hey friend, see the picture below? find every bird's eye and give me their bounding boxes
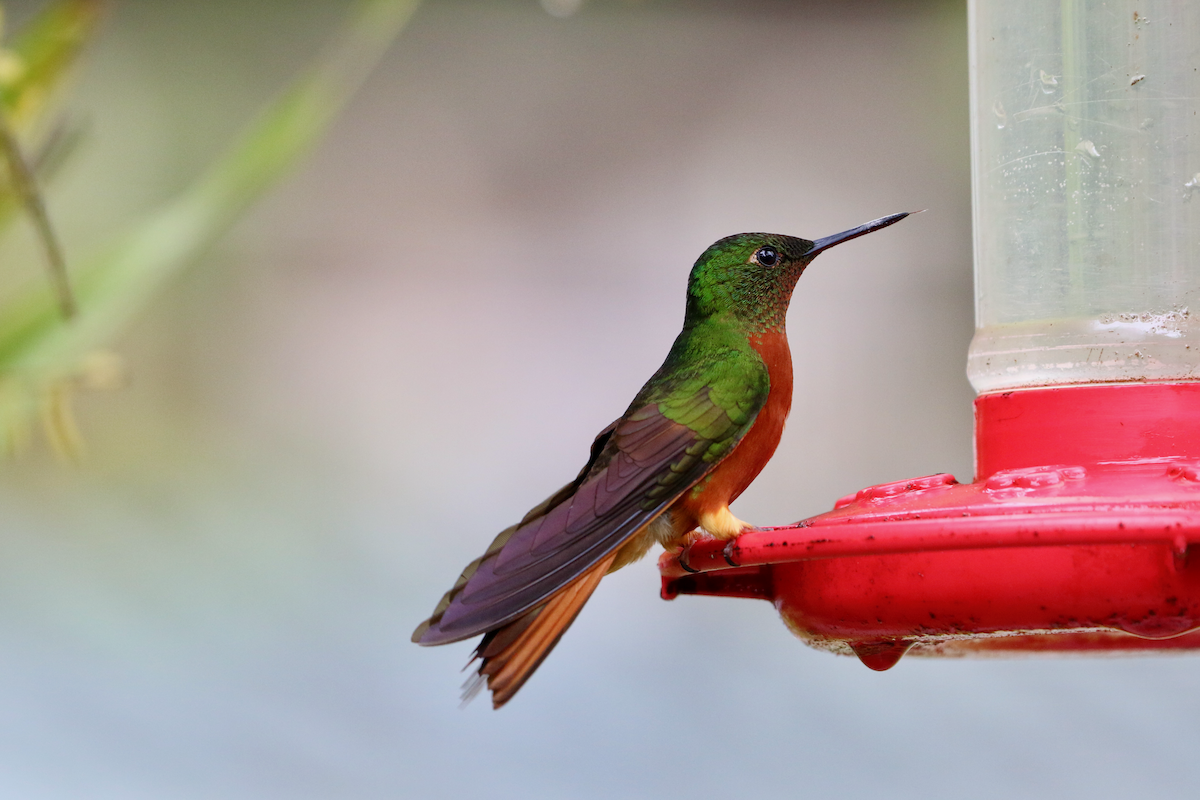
[754,247,779,267]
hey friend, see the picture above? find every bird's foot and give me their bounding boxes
[696,506,757,541]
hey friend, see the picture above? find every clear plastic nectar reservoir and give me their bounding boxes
[968,0,1200,393]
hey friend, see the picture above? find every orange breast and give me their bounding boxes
[675,331,793,525]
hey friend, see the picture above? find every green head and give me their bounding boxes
[686,212,912,333]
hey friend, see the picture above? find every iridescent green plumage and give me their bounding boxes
[636,233,821,459]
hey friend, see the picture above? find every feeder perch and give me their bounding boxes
[659,0,1200,670]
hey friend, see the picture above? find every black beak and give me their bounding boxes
[807,211,914,257]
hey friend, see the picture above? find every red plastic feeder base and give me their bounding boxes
[659,382,1200,670]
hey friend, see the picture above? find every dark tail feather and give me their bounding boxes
[462,551,617,709]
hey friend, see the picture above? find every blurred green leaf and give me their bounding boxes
[0,0,101,298]
[0,0,422,454]
[0,0,101,135]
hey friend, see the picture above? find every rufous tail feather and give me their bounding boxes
[462,551,617,709]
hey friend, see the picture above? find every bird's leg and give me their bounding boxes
[697,505,757,540]
[671,506,757,572]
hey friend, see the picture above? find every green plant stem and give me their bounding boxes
[0,105,75,319]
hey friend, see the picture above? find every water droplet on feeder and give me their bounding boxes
[850,639,912,671]
[1113,615,1196,639]
[993,98,1007,129]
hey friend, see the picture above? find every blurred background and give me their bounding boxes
[0,0,1195,797]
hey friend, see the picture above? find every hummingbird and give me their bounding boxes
[413,212,913,708]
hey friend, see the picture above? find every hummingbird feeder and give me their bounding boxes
[660,0,1200,670]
